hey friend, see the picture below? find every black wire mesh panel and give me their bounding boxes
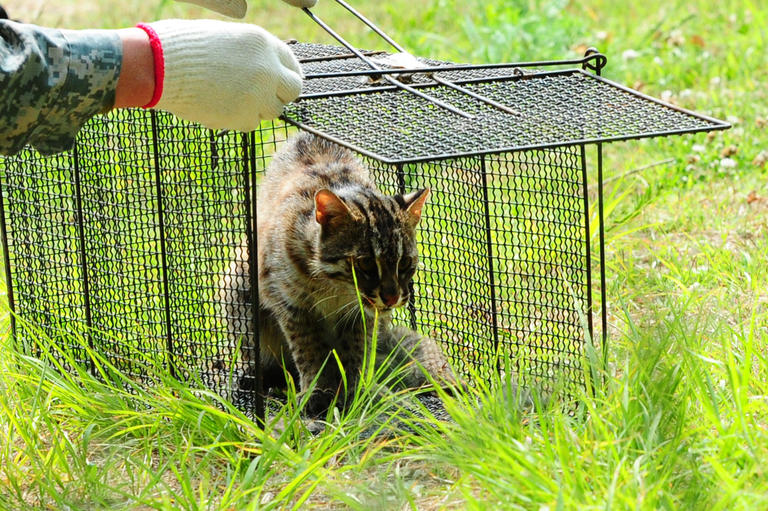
[286,69,729,163]
[368,147,589,391]
[0,148,90,370]
[0,110,290,414]
[285,42,728,164]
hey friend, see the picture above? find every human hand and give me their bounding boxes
[174,0,317,19]
[136,19,302,132]
[280,0,318,7]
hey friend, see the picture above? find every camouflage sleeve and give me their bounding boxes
[0,20,122,156]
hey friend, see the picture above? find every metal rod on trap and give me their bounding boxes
[334,0,408,52]
[303,55,609,79]
[332,0,520,116]
[301,7,474,119]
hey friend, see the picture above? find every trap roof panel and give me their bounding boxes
[283,43,729,164]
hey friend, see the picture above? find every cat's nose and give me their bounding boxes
[381,293,399,307]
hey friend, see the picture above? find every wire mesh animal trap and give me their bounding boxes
[0,8,728,417]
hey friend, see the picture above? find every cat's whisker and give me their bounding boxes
[307,287,361,320]
[332,298,360,319]
[302,287,358,323]
[323,298,360,326]
[308,292,342,312]
[300,285,344,312]
[334,300,365,331]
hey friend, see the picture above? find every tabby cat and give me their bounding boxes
[219,133,456,416]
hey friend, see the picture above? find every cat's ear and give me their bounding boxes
[315,189,352,228]
[401,188,430,227]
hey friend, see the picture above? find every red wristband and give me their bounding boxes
[136,23,164,109]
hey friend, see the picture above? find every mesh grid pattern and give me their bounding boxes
[1,151,90,369]
[286,69,726,163]
[368,147,587,388]
[1,111,291,414]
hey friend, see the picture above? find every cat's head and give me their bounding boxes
[313,187,429,311]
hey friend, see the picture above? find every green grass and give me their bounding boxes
[2,0,768,508]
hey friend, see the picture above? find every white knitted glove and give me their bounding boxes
[175,0,247,18]
[137,20,302,132]
[173,0,317,19]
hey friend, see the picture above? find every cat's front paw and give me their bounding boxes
[303,388,339,418]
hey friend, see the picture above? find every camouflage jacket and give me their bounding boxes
[0,20,122,156]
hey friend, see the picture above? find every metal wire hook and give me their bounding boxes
[301,7,474,119]
[329,0,520,116]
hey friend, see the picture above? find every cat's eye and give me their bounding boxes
[398,257,417,277]
[355,256,378,278]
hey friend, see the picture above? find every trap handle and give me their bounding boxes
[301,7,475,119]
[328,0,521,116]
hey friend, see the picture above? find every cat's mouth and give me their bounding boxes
[362,295,404,312]
[362,296,390,311]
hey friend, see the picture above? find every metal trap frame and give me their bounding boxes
[0,4,728,417]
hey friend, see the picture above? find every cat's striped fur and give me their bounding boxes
[220,133,456,416]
